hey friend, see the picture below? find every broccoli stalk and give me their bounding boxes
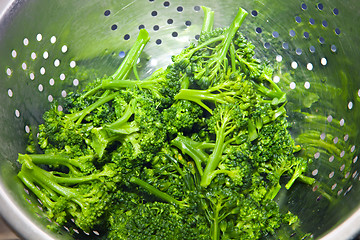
[175,81,241,114]
[82,29,150,98]
[175,79,255,114]
[18,154,115,184]
[255,81,286,106]
[200,105,237,188]
[201,6,215,34]
[18,153,96,175]
[66,91,119,126]
[260,156,315,201]
[261,161,291,201]
[171,135,210,176]
[111,29,150,81]
[255,104,287,127]
[61,29,149,128]
[129,177,188,207]
[202,188,245,240]
[173,8,248,86]
[207,197,227,240]
[85,68,170,99]
[247,119,259,141]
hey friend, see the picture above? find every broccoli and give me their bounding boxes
[174,79,256,114]
[107,201,210,240]
[17,154,119,232]
[16,6,318,240]
[171,8,248,88]
[37,29,150,156]
[162,100,205,136]
[200,104,243,188]
[82,66,183,108]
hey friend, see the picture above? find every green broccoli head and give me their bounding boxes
[162,100,204,136]
[107,202,210,240]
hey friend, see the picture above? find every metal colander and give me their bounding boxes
[0,0,360,239]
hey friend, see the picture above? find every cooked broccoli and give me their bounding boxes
[107,201,210,240]
[171,7,248,89]
[17,154,119,232]
[16,6,317,240]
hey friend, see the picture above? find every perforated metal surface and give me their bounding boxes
[0,0,360,239]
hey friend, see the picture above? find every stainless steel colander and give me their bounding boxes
[1,0,360,239]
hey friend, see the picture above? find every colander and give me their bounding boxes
[0,0,360,239]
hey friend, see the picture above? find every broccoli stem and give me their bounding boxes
[201,128,227,187]
[83,69,166,99]
[285,161,314,190]
[265,183,282,200]
[186,35,225,58]
[216,8,248,62]
[100,78,159,92]
[175,88,229,114]
[196,142,216,150]
[130,177,187,207]
[285,173,303,190]
[229,43,237,73]
[247,119,259,141]
[212,204,221,240]
[19,153,100,185]
[17,169,56,208]
[201,111,235,188]
[298,175,316,186]
[272,104,287,120]
[111,29,150,80]
[19,153,72,166]
[82,29,150,98]
[201,6,215,34]
[254,82,286,105]
[17,154,115,222]
[206,169,235,185]
[21,162,78,199]
[105,99,137,133]
[200,8,248,83]
[175,9,247,74]
[175,82,238,114]
[67,92,119,125]
[18,153,94,175]
[171,135,208,176]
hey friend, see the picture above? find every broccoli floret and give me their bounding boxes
[252,116,315,200]
[107,202,210,240]
[162,100,204,136]
[172,8,248,88]
[86,97,139,158]
[37,105,89,155]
